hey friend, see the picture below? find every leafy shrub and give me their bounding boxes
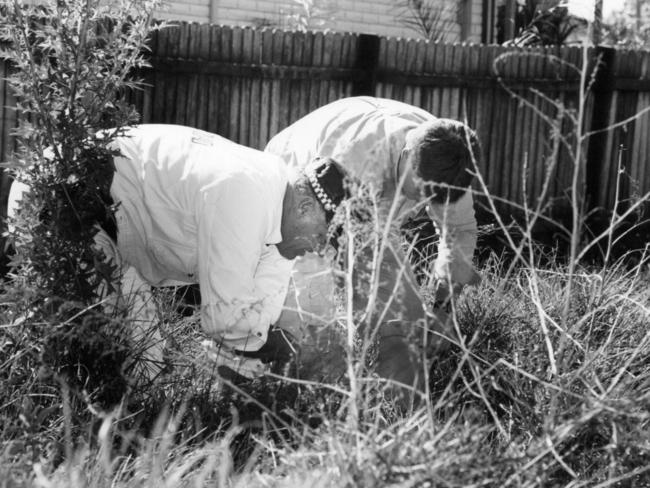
[0,0,160,433]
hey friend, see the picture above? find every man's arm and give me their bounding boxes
[198,181,291,352]
[426,189,481,303]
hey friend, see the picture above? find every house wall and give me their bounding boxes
[156,0,484,43]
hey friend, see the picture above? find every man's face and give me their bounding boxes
[400,149,451,206]
[278,197,329,260]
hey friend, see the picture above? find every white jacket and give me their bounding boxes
[265,97,478,288]
[110,124,293,351]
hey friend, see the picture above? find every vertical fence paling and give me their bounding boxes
[1,23,650,229]
[0,59,16,224]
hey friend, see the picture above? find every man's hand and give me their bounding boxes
[237,327,299,375]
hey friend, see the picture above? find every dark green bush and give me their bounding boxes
[1,0,160,430]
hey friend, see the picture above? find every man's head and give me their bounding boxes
[277,157,350,260]
[400,119,480,204]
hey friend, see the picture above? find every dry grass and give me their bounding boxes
[2,241,650,487]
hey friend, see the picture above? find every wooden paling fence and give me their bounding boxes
[2,23,650,229]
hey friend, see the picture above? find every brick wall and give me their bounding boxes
[157,0,211,21]
[156,0,484,43]
[17,0,485,42]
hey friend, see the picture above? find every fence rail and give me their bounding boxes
[2,23,650,230]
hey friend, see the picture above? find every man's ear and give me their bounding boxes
[400,146,411,164]
[298,195,316,217]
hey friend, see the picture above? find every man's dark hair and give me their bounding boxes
[408,119,481,204]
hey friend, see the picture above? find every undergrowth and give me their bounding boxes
[2,249,650,487]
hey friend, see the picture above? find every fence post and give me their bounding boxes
[351,34,380,96]
[585,46,615,211]
[0,58,17,274]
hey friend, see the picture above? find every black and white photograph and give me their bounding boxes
[0,0,649,486]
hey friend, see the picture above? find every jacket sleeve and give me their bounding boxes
[197,179,292,352]
[426,190,480,292]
